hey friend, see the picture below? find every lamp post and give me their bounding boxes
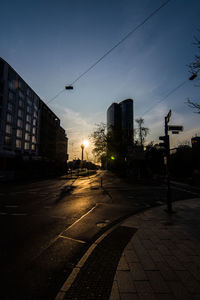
[81,143,84,161]
[80,140,89,161]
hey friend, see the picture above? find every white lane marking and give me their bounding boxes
[59,235,86,244]
[5,205,19,208]
[0,212,7,215]
[65,204,97,231]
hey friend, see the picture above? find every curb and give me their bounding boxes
[54,220,123,300]
[54,204,164,300]
[54,197,200,300]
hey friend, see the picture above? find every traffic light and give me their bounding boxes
[159,135,169,149]
[65,85,73,90]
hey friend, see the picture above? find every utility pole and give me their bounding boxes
[159,110,171,213]
[159,110,183,214]
[165,111,172,214]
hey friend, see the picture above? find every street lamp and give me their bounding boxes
[81,144,84,161]
[81,140,89,161]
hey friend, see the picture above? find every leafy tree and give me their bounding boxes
[90,123,107,162]
[187,34,200,112]
[135,118,149,146]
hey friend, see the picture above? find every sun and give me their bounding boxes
[83,140,89,147]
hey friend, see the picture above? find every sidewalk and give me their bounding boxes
[110,198,200,300]
[56,198,200,300]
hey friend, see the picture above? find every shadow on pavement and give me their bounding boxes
[64,225,137,299]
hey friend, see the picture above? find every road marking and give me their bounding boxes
[5,205,19,208]
[173,186,200,196]
[59,235,86,244]
[65,204,97,231]
[0,212,7,215]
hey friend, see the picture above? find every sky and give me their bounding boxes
[1,0,200,160]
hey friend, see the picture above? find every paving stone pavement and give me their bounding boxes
[110,198,200,300]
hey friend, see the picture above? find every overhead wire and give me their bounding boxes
[47,0,171,104]
[140,79,188,118]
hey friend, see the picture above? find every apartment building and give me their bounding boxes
[0,57,39,158]
[0,57,68,178]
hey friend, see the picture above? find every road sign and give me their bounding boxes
[165,110,172,124]
[159,135,169,149]
[167,125,183,131]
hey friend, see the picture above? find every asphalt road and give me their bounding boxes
[0,171,198,300]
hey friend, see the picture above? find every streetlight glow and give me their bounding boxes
[83,140,89,148]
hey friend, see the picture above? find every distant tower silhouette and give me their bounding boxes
[107,98,134,144]
[107,99,134,169]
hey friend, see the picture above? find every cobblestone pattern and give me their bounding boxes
[64,226,137,299]
[110,199,200,300]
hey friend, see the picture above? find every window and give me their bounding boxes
[34,103,38,111]
[16,129,22,138]
[7,102,13,112]
[8,80,15,91]
[33,118,37,126]
[27,106,32,113]
[32,144,36,151]
[25,123,31,132]
[33,110,37,118]
[9,91,15,101]
[6,113,12,123]
[26,114,31,122]
[16,139,21,148]
[27,89,32,97]
[4,136,12,145]
[5,124,12,134]
[19,80,24,90]
[19,99,24,108]
[32,136,36,143]
[17,119,23,128]
[24,142,30,150]
[18,109,23,118]
[19,90,25,100]
[34,95,39,106]
[32,127,36,135]
[27,97,32,106]
[25,133,30,141]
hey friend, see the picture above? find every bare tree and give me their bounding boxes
[135,118,149,146]
[187,34,200,112]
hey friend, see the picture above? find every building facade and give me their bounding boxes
[38,100,68,163]
[106,98,134,171]
[0,57,39,158]
[0,57,68,179]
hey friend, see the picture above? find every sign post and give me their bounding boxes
[160,110,183,214]
[165,110,172,214]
